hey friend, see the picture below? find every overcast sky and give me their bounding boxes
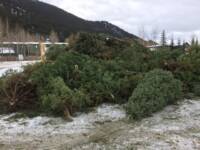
[41,0,200,43]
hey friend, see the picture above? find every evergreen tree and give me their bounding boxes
[170,36,174,48]
[177,38,181,46]
[160,30,167,46]
[195,38,199,46]
[191,36,195,46]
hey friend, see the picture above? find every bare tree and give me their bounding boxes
[0,18,3,40]
[150,27,159,42]
[170,35,174,48]
[49,30,59,43]
[0,18,3,43]
[191,35,196,46]
[195,38,199,46]
[5,18,10,41]
[177,38,181,46]
[138,25,149,45]
[0,18,3,57]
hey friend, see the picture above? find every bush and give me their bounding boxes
[31,63,58,95]
[116,74,143,103]
[46,45,67,61]
[149,48,184,71]
[126,69,182,120]
[193,83,200,97]
[40,77,92,118]
[70,32,106,57]
[32,52,144,109]
[40,77,74,116]
[70,32,130,59]
[0,70,37,112]
[0,78,6,113]
[174,47,200,93]
[116,44,150,72]
[72,89,92,112]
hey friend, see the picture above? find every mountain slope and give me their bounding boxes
[0,0,140,41]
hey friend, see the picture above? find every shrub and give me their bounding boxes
[71,32,106,57]
[52,52,88,88]
[70,32,130,59]
[72,89,92,112]
[117,74,143,102]
[40,77,73,114]
[149,48,184,71]
[0,78,6,113]
[40,77,92,118]
[46,45,67,61]
[192,83,200,97]
[116,45,150,72]
[0,71,37,112]
[174,47,200,93]
[31,63,58,94]
[44,52,144,106]
[126,69,182,120]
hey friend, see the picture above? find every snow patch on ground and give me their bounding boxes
[0,104,126,143]
[0,61,38,77]
[74,99,200,150]
[0,99,200,149]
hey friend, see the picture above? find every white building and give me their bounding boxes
[0,47,15,54]
[146,45,163,51]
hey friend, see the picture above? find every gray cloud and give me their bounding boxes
[41,0,200,42]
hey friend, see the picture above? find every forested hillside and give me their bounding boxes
[0,0,140,41]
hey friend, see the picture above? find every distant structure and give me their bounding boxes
[0,42,68,61]
[146,42,190,51]
[0,47,15,54]
[146,45,163,51]
[183,42,190,52]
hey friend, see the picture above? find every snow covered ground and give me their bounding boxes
[0,99,199,149]
[0,104,126,149]
[75,99,200,150]
[0,104,126,142]
[0,61,38,77]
